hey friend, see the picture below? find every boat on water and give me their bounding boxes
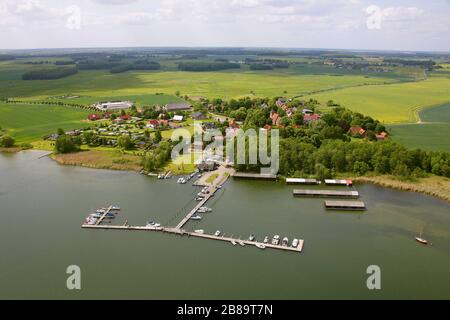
[146,220,161,228]
[256,244,266,249]
[248,234,256,241]
[263,236,269,244]
[90,213,115,219]
[415,237,428,245]
[271,235,280,245]
[85,217,97,225]
[191,215,202,221]
[282,237,289,246]
[110,206,121,211]
[177,177,187,184]
[195,197,204,201]
[292,238,299,248]
[214,230,221,236]
[194,229,205,234]
[157,174,164,179]
[200,207,212,212]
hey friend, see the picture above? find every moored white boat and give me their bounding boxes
[256,243,266,249]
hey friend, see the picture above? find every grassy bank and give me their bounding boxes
[349,175,450,202]
[50,150,142,172]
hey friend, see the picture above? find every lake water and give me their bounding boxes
[0,151,449,299]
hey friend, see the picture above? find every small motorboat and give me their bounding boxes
[110,206,121,211]
[195,197,204,201]
[214,230,221,236]
[282,237,289,246]
[292,238,299,248]
[191,215,202,221]
[248,234,256,241]
[194,229,204,234]
[415,237,428,245]
[263,236,269,244]
[256,244,266,249]
[272,235,280,245]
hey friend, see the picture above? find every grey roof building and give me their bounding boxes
[165,102,192,112]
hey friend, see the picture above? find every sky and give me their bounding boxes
[0,0,449,51]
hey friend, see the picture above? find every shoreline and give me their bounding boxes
[350,175,450,203]
[2,148,449,202]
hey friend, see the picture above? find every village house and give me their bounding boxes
[376,131,388,141]
[165,102,192,112]
[192,111,207,120]
[172,115,184,121]
[303,114,321,123]
[147,120,159,129]
[349,125,366,137]
[270,111,281,126]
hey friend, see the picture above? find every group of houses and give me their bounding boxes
[267,98,321,127]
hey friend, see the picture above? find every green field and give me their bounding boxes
[388,123,450,151]
[420,102,450,123]
[0,103,91,143]
[307,75,450,123]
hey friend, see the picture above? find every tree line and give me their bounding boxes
[22,66,78,80]
[177,61,240,72]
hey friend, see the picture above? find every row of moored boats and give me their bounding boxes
[84,206,121,225]
[192,230,301,249]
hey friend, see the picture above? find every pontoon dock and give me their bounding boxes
[324,200,366,210]
[233,172,278,180]
[293,189,359,198]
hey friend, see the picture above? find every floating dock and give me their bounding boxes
[81,224,304,253]
[324,200,366,210]
[286,178,320,185]
[293,189,359,198]
[324,179,353,186]
[233,172,278,180]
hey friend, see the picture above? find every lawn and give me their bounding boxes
[388,123,450,151]
[0,103,91,143]
[306,75,450,123]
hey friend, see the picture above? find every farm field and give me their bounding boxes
[420,102,450,123]
[388,123,450,151]
[0,103,91,144]
[0,66,402,102]
[306,75,450,123]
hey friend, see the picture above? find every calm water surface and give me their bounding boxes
[0,151,449,299]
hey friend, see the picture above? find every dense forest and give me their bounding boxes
[22,66,78,80]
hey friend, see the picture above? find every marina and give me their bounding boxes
[324,200,366,210]
[293,189,359,198]
[81,167,304,254]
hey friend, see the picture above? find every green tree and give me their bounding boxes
[117,135,134,150]
[0,135,15,147]
[55,135,79,154]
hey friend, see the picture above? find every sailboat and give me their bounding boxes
[415,226,428,245]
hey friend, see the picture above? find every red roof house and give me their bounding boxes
[376,131,388,140]
[349,125,366,136]
[303,114,321,123]
[88,114,101,121]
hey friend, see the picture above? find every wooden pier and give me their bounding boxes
[95,206,114,225]
[175,185,217,229]
[293,189,359,198]
[81,224,304,253]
